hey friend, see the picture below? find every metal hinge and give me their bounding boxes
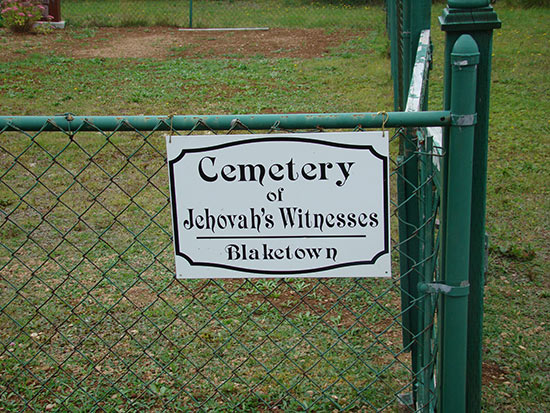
[418,281,470,297]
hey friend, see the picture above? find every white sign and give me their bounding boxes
[166,132,390,278]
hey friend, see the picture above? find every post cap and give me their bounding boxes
[451,34,481,66]
[440,5,501,32]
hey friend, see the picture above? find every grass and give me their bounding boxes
[473,9,549,408]
[1,2,549,412]
[0,36,390,115]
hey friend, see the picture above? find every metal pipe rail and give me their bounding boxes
[0,111,451,132]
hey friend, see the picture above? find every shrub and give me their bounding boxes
[0,0,52,32]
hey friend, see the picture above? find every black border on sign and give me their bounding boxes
[168,135,389,275]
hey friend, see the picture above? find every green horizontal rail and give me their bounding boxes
[0,111,451,132]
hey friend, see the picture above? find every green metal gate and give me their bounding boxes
[0,1,499,411]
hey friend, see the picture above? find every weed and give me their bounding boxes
[492,242,537,262]
[168,44,196,54]
[69,27,96,39]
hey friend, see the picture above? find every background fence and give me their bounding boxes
[61,0,374,28]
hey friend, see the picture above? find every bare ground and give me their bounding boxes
[1,26,364,61]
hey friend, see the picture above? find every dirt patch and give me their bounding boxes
[482,361,508,385]
[1,27,363,61]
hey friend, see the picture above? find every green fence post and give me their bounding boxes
[406,0,431,106]
[438,34,479,412]
[440,2,500,410]
[394,2,432,407]
[408,4,432,408]
[398,0,432,108]
[386,0,401,111]
[189,0,193,28]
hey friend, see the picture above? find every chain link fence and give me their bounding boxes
[0,115,439,411]
[61,0,377,28]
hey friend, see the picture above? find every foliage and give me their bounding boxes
[500,0,550,7]
[0,0,51,32]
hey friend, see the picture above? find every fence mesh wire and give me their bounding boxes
[0,118,439,411]
[61,0,374,28]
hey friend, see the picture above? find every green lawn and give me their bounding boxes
[0,2,549,411]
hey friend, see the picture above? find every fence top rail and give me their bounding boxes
[0,111,451,133]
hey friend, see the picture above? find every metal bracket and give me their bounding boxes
[451,113,477,126]
[451,54,480,67]
[418,281,470,297]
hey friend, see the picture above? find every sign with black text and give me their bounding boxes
[166,132,390,278]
